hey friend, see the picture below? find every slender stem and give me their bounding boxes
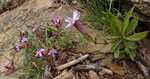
[109,0,112,11]
[41,68,54,79]
[2,54,28,71]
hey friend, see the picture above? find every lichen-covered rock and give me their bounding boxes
[0,0,112,78]
[122,0,150,27]
[0,0,72,78]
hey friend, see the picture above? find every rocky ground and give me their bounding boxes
[0,0,150,79]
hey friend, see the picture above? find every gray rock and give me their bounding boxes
[0,0,72,78]
[122,0,150,27]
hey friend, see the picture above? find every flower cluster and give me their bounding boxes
[4,9,92,76]
[35,48,57,58]
[32,27,45,39]
[49,16,63,29]
[16,37,28,52]
[35,49,45,57]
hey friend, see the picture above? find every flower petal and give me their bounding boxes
[16,42,20,52]
[65,17,71,22]
[35,51,39,56]
[73,10,80,21]
[56,18,60,23]
[39,53,42,57]
[32,27,37,32]
[21,37,28,43]
[65,23,72,29]
[48,50,52,55]
[52,53,55,58]
[1,62,8,71]
[40,49,45,52]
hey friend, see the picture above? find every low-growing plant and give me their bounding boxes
[104,6,149,60]
[0,10,93,78]
[79,0,122,30]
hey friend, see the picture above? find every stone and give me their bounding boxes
[0,0,114,79]
[109,63,125,75]
[122,0,150,27]
[35,0,53,10]
[88,70,99,79]
[54,69,75,79]
[70,27,113,53]
[0,0,73,78]
[91,53,105,61]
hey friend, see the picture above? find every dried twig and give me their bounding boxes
[135,61,149,79]
[56,54,89,70]
[136,48,150,79]
[73,64,100,71]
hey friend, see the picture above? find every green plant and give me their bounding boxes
[104,6,149,60]
[0,1,8,9]
[1,9,93,78]
[79,0,122,30]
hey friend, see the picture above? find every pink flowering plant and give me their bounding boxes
[0,10,94,78]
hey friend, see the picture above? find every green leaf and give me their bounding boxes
[47,26,58,32]
[123,6,135,34]
[123,41,135,49]
[103,36,119,40]
[125,17,138,35]
[82,34,94,43]
[114,47,120,58]
[131,49,136,57]
[129,50,136,61]
[28,30,33,36]
[125,48,136,60]
[125,47,130,53]
[76,34,80,39]
[126,31,149,41]
[110,40,122,52]
[107,11,122,36]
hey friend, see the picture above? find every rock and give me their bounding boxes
[109,63,126,75]
[0,0,28,14]
[91,53,105,61]
[54,69,75,79]
[122,0,150,27]
[71,27,113,53]
[88,70,99,79]
[35,0,53,10]
[0,0,114,79]
[99,68,113,75]
[0,0,73,78]
[101,54,114,66]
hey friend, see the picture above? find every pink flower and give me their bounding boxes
[48,49,57,58]
[21,37,28,43]
[32,27,37,32]
[49,17,60,25]
[1,62,8,72]
[65,10,92,40]
[35,49,45,57]
[49,16,63,29]
[16,42,20,52]
[4,62,19,75]
[65,10,80,28]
